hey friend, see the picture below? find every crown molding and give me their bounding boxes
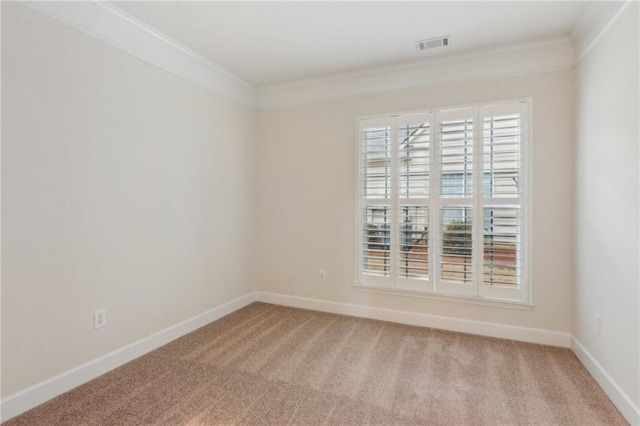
[20,1,578,111]
[20,1,259,108]
[571,0,632,63]
[257,37,575,110]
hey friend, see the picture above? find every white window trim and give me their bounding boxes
[353,98,534,307]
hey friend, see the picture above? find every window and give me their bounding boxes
[357,100,530,303]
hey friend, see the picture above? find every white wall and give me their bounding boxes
[573,0,640,416]
[4,0,638,422]
[1,3,257,397]
[257,70,574,333]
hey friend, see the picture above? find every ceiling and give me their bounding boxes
[113,1,590,88]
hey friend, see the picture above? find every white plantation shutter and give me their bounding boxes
[359,118,393,286]
[396,115,432,291]
[479,103,527,300]
[358,114,433,290]
[357,101,529,303]
[434,109,476,296]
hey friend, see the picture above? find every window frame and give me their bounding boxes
[354,98,533,307]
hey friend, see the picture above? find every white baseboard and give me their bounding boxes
[570,336,640,425]
[0,292,256,422]
[254,291,571,347]
[11,291,636,424]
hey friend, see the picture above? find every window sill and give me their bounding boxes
[353,283,534,310]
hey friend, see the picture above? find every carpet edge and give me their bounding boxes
[570,336,640,425]
[0,292,256,423]
[254,291,571,347]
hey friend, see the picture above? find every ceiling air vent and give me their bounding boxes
[416,36,450,52]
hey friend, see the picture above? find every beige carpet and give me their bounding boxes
[5,302,627,425]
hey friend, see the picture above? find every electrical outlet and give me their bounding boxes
[319,270,326,282]
[594,313,601,335]
[94,309,106,329]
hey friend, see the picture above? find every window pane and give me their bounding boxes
[440,118,473,198]
[442,172,473,197]
[483,114,521,198]
[363,206,391,277]
[399,123,429,198]
[362,126,391,199]
[399,206,429,279]
[483,207,521,287]
[440,207,473,283]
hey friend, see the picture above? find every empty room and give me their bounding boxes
[1,1,638,425]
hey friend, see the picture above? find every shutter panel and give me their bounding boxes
[434,110,476,296]
[359,118,393,287]
[479,103,527,300]
[396,114,432,289]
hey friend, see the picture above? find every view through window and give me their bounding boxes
[357,101,529,302]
